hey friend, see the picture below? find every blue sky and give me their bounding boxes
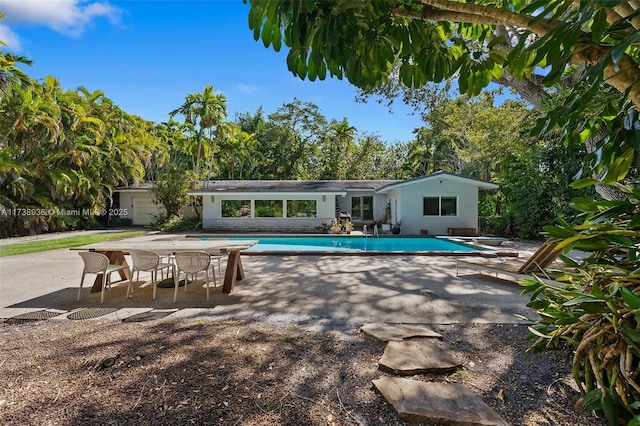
[1,0,424,144]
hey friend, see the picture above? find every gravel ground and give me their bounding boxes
[0,318,607,425]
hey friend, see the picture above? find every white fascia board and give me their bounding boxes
[188,191,348,197]
[114,188,153,193]
[377,175,498,191]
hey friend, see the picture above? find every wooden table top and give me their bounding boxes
[70,239,258,253]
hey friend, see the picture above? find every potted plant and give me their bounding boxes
[381,202,391,231]
[391,221,402,234]
[344,220,353,234]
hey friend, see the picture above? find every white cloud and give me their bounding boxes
[0,0,122,37]
[237,83,260,94]
[0,23,21,50]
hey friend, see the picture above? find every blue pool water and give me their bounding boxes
[220,236,486,253]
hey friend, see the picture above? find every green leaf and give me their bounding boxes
[555,316,580,325]
[603,148,635,183]
[621,287,640,309]
[610,32,640,69]
[563,295,603,306]
[559,254,580,267]
[602,234,633,246]
[590,204,631,224]
[528,299,551,310]
[590,282,607,299]
[527,326,552,339]
[590,7,608,41]
[543,225,574,238]
[571,197,599,211]
[573,240,610,251]
[582,388,604,409]
[570,178,597,189]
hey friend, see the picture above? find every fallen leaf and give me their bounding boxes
[497,389,505,402]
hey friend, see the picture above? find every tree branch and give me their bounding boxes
[416,1,640,110]
[615,1,640,30]
[572,46,640,110]
[420,0,554,35]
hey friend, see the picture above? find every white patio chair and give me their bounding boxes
[77,252,131,304]
[208,249,225,283]
[174,251,215,302]
[127,249,175,301]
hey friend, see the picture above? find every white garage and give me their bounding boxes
[116,186,165,226]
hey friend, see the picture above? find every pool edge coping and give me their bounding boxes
[180,234,518,257]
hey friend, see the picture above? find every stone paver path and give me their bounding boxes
[373,377,510,426]
[361,322,443,341]
[379,340,461,375]
[364,323,510,425]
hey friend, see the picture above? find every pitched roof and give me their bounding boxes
[190,180,398,193]
[376,171,498,192]
[115,172,498,193]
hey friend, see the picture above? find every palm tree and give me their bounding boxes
[328,119,356,179]
[0,18,32,94]
[170,85,228,181]
[219,124,259,179]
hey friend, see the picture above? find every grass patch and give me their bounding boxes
[0,231,147,257]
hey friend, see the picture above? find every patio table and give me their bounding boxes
[70,239,258,294]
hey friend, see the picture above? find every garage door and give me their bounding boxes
[132,198,162,225]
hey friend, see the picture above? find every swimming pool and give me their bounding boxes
[211,236,493,255]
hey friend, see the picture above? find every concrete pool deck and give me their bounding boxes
[0,232,547,330]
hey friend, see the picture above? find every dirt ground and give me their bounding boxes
[0,318,607,425]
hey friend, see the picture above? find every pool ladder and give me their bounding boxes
[363,225,380,238]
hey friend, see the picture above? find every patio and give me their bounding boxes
[0,233,539,328]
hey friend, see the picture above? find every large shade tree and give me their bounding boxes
[247,0,640,186]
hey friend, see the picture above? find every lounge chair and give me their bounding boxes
[456,239,566,284]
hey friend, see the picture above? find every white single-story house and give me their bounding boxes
[115,171,498,236]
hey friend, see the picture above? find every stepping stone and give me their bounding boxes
[373,377,509,426]
[361,323,443,341]
[379,340,461,375]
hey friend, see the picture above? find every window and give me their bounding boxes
[440,197,457,216]
[287,200,317,218]
[423,196,457,216]
[423,197,439,215]
[255,200,283,217]
[222,200,252,218]
[351,196,373,221]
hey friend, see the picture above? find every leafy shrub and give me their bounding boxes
[478,215,510,237]
[499,143,594,239]
[521,189,640,425]
[109,217,133,227]
[150,214,201,231]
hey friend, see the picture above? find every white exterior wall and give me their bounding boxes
[118,190,197,225]
[201,192,337,232]
[396,178,479,235]
[117,190,165,225]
